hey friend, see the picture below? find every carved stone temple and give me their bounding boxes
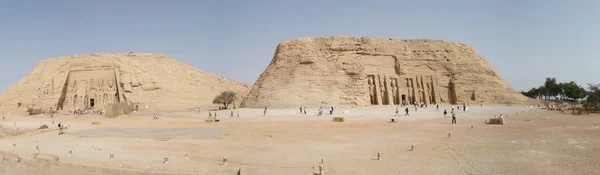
[0,53,251,112]
[241,36,527,108]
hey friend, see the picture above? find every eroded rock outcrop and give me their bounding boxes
[241,36,526,108]
[0,53,251,111]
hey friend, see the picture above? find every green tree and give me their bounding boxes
[212,91,237,109]
[544,78,560,100]
[584,84,600,113]
[559,81,586,113]
[522,87,540,98]
[536,86,547,99]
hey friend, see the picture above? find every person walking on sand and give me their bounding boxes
[303,107,307,114]
[436,104,439,111]
[443,109,448,118]
[58,122,63,135]
[405,107,410,116]
[395,107,399,116]
[451,114,456,124]
[263,107,267,116]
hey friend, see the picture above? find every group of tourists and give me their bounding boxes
[295,106,335,116]
[396,103,460,124]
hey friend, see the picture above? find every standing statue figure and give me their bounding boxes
[368,77,375,104]
[391,80,398,105]
[379,79,386,104]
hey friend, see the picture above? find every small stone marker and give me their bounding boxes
[223,157,228,166]
[332,117,344,122]
[377,152,381,160]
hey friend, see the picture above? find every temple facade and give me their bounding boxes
[54,63,125,111]
[367,74,453,105]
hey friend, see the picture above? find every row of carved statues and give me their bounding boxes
[367,75,437,105]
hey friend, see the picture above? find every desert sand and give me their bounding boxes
[1,104,599,175]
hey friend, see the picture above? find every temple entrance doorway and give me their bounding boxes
[90,99,95,107]
[401,95,406,102]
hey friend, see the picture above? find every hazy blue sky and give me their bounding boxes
[1,0,598,92]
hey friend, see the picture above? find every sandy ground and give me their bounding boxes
[1,104,599,175]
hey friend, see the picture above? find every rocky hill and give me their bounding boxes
[241,36,527,108]
[0,53,251,111]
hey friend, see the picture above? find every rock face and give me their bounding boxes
[0,53,251,111]
[241,36,527,108]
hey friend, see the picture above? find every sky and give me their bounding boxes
[0,0,598,92]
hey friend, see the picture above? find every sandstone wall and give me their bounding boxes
[0,53,251,111]
[241,36,527,108]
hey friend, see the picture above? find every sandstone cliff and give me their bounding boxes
[241,36,527,108]
[0,53,251,111]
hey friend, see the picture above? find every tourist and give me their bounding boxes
[451,114,456,124]
[395,107,399,116]
[436,104,439,111]
[209,112,212,118]
[153,113,158,120]
[58,122,63,135]
[264,107,267,116]
[304,107,307,114]
[443,109,447,118]
[231,111,234,118]
[330,107,334,115]
[299,107,303,114]
[405,107,409,116]
[499,114,504,119]
[318,107,323,116]
[463,105,466,112]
